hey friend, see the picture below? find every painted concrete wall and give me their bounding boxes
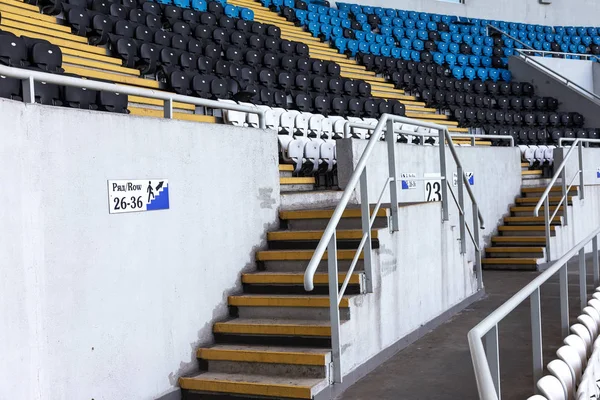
[339,201,477,376]
[534,58,594,92]
[336,140,523,248]
[509,56,600,129]
[345,0,597,27]
[0,99,280,400]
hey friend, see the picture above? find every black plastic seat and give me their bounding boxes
[63,84,97,109]
[0,74,21,100]
[207,1,224,18]
[138,43,158,74]
[66,7,90,37]
[295,92,312,112]
[0,35,27,67]
[98,91,127,113]
[113,37,137,68]
[168,70,190,95]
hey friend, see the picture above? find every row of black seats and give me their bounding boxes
[451,107,584,128]
[0,30,128,112]
[482,126,599,146]
[420,90,560,113]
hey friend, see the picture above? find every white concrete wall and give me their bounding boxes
[534,57,594,92]
[0,99,280,400]
[340,201,477,375]
[345,0,598,27]
[336,140,523,248]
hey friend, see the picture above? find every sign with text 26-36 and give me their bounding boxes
[108,179,169,214]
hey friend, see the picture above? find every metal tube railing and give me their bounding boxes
[303,114,485,384]
[468,226,600,400]
[518,49,600,62]
[0,64,268,128]
[533,139,597,261]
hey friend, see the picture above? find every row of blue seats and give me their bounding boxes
[147,0,254,19]
[450,66,511,82]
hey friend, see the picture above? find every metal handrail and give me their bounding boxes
[559,137,600,146]
[533,139,588,261]
[468,226,600,400]
[303,113,485,384]
[0,64,268,128]
[518,49,600,62]
[487,24,536,51]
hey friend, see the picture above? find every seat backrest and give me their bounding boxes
[571,323,593,353]
[577,314,598,341]
[547,359,574,400]
[537,375,566,400]
[563,334,588,368]
[557,345,583,385]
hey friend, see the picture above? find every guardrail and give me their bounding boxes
[0,64,268,128]
[303,114,485,383]
[468,226,600,400]
[518,49,600,62]
[532,139,600,261]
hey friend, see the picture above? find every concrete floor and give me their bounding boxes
[337,257,598,400]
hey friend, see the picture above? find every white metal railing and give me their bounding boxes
[532,139,599,261]
[302,114,485,383]
[0,64,267,128]
[468,226,600,400]
[518,49,600,62]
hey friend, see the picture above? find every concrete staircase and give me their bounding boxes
[483,183,576,271]
[227,0,473,135]
[179,201,386,399]
[3,0,215,121]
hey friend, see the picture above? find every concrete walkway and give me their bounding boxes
[337,257,598,400]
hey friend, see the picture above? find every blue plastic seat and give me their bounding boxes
[471,45,482,56]
[398,10,408,20]
[427,21,437,31]
[449,43,459,54]
[358,41,369,53]
[356,13,367,24]
[542,42,551,51]
[317,5,328,14]
[594,37,600,46]
[457,54,468,66]
[477,68,488,81]
[577,27,587,36]
[452,66,464,79]
[240,7,254,21]
[499,22,508,31]
[391,47,401,58]
[437,42,448,53]
[509,30,518,39]
[362,5,373,14]
[385,36,395,45]
[410,50,420,62]
[464,67,476,81]
[308,12,318,22]
[365,32,375,43]
[295,9,307,24]
[501,69,512,82]
[571,36,582,45]
[380,16,391,27]
[568,44,577,53]
[404,19,415,29]
[482,46,493,57]
[433,52,444,65]
[308,3,318,13]
[566,26,576,36]
[413,39,424,51]
[562,35,571,44]
[417,29,428,41]
[191,0,206,11]
[155,0,171,5]
[380,45,391,57]
[406,28,417,40]
[308,22,320,37]
[441,15,452,24]
[380,26,392,37]
[319,24,332,40]
[583,36,592,46]
[328,8,337,16]
[223,4,238,17]
[459,25,470,34]
[392,17,403,27]
[544,26,553,34]
[533,41,542,50]
[589,28,598,37]
[560,43,569,52]
[334,37,347,52]
[431,14,441,23]
[419,12,429,21]
[385,8,395,17]
[355,31,366,41]
[451,33,462,43]
[504,48,514,56]
[555,26,565,35]
[440,32,451,43]
[331,26,343,38]
[518,31,527,40]
[401,48,411,60]
[373,7,384,17]
[370,43,381,55]
[318,15,331,24]
[400,38,411,49]
[488,68,500,82]
[469,55,481,67]
[408,11,418,20]
[578,44,587,54]
[545,33,554,42]
[347,40,358,56]
[330,16,341,27]
[474,36,484,46]
[463,34,473,45]
[449,24,459,34]
[481,56,492,67]
[536,32,545,41]
[338,10,349,19]
[445,53,457,67]
[535,25,544,33]
[392,28,404,40]
[416,20,426,30]
[374,34,384,44]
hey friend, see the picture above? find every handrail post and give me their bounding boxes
[531,288,543,389]
[386,119,399,232]
[164,99,173,119]
[561,166,568,226]
[593,236,599,286]
[327,233,342,384]
[559,263,570,337]
[485,325,501,399]
[544,197,551,262]
[579,248,587,310]
[360,169,374,293]
[457,166,466,254]
[439,129,449,221]
[578,141,585,200]
[22,76,35,104]
[473,203,483,290]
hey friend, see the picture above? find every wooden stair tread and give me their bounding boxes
[482,258,539,264]
[228,294,351,308]
[241,271,362,285]
[256,249,363,261]
[197,344,329,366]
[280,208,386,219]
[280,177,315,185]
[267,229,377,240]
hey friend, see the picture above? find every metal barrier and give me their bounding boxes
[532,139,600,261]
[0,64,268,128]
[303,114,485,383]
[468,226,600,400]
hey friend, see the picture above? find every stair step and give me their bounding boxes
[499,225,556,236]
[485,247,545,258]
[128,107,217,123]
[482,257,540,271]
[268,229,377,241]
[280,208,386,220]
[510,205,564,213]
[516,196,574,205]
[522,170,543,178]
[503,216,562,225]
[0,9,71,33]
[228,294,350,308]
[256,249,362,261]
[0,1,58,23]
[521,186,577,195]
[242,272,362,285]
[197,345,329,366]
[214,318,333,337]
[179,372,325,399]
[491,236,547,246]
[0,0,39,12]
[280,177,315,185]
